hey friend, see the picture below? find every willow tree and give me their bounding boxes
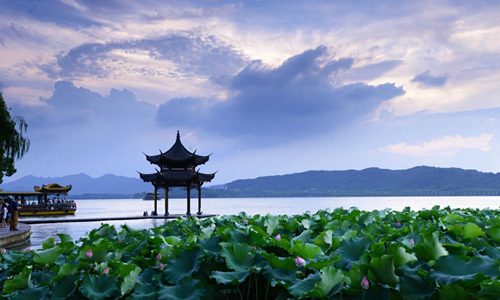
[0,93,30,184]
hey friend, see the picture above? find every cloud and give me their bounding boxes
[342,60,403,82]
[411,70,449,88]
[380,134,494,156]
[156,46,405,144]
[13,81,156,131]
[41,31,248,80]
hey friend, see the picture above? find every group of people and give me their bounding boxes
[0,197,19,231]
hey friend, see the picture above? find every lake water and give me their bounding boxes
[19,196,500,250]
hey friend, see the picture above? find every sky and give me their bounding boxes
[1,0,500,185]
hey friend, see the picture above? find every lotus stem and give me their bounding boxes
[255,273,258,300]
[247,273,251,299]
[237,286,243,300]
[265,270,272,300]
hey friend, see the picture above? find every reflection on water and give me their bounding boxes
[18,196,500,250]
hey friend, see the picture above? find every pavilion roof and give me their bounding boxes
[34,183,72,194]
[145,131,210,167]
[139,169,215,187]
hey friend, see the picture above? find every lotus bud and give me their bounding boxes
[85,249,93,258]
[103,267,109,275]
[159,263,164,270]
[157,253,162,260]
[253,246,257,250]
[275,234,281,241]
[1,248,6,254]
[25,246,31,251]
[118,238,123,243]
[361,276,369,290]
[295,256,306,268]
[168,244,173,247]
[244,219,248,225]
[396,222,401,227]
[410,238,415,245]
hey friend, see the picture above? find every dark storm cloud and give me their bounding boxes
[42,32,248,80]
[411,70,449,88]
[156,46,405,144]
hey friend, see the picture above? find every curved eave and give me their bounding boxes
[146,154,209,167]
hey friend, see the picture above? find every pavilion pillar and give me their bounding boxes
[186,185,191,216]
[197,185,202,215]
[164,187,169,216]
[153,185,158,216]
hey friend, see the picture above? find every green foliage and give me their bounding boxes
[0,93,29,184]
[2,207,500,298]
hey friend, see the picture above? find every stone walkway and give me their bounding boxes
[0,223,31,248]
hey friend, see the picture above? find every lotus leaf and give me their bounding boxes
[288,271,322,298]
[386,244,417,267]
[157,277,214,300]
[307,266,345,298]
[262,252,297,271]
[264,214,279,236]
[368,254,399,285]
[163,248,203,284]
[336,237,371,269]
[34,246,63,266]
[210,270,251,285]
[79,275,119,300]
[220,242,254,272]
[3,265,31,294]
[413,231,448,262]
[11,286,50,300]
[50,275,79,299]
[430,255,500,285]
[399,264,436,299]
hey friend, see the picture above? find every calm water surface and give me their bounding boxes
[20,196,500,249]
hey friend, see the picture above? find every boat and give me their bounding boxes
[0,183,77,216]
[143,192,162,201]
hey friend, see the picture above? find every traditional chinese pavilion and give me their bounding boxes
[34,183,72,201]
[139,131,215,216]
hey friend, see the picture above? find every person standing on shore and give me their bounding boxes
[1,203,6,228]
[9,198,19,231]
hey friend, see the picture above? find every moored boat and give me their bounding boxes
[143,192,162,201]
[0,183,77,216]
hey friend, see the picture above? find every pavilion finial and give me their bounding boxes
[176,130,180,141]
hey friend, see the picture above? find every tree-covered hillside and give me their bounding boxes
[221,166,500,197]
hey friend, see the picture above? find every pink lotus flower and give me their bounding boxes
[167,244,173,247]
[244,220,248,225]
[410,238,415,245]
[1,248,6,254]
[25,246,31,251]
[275,234,281,241]
[118,238,123,243]
[361,276,369,290]
[103,267,109,275]
[253,246,257,250]
[295,256,306,268]
[159,263,164,270]
[156,253,162,260]
[396,222,401,227]
[85,249,93,258]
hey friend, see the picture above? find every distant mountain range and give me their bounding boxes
[1,166,500,198]
[0,173,152,197]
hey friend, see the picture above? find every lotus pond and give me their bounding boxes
[2,206,500,299]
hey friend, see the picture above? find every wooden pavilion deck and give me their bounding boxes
[21,213,218,224]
